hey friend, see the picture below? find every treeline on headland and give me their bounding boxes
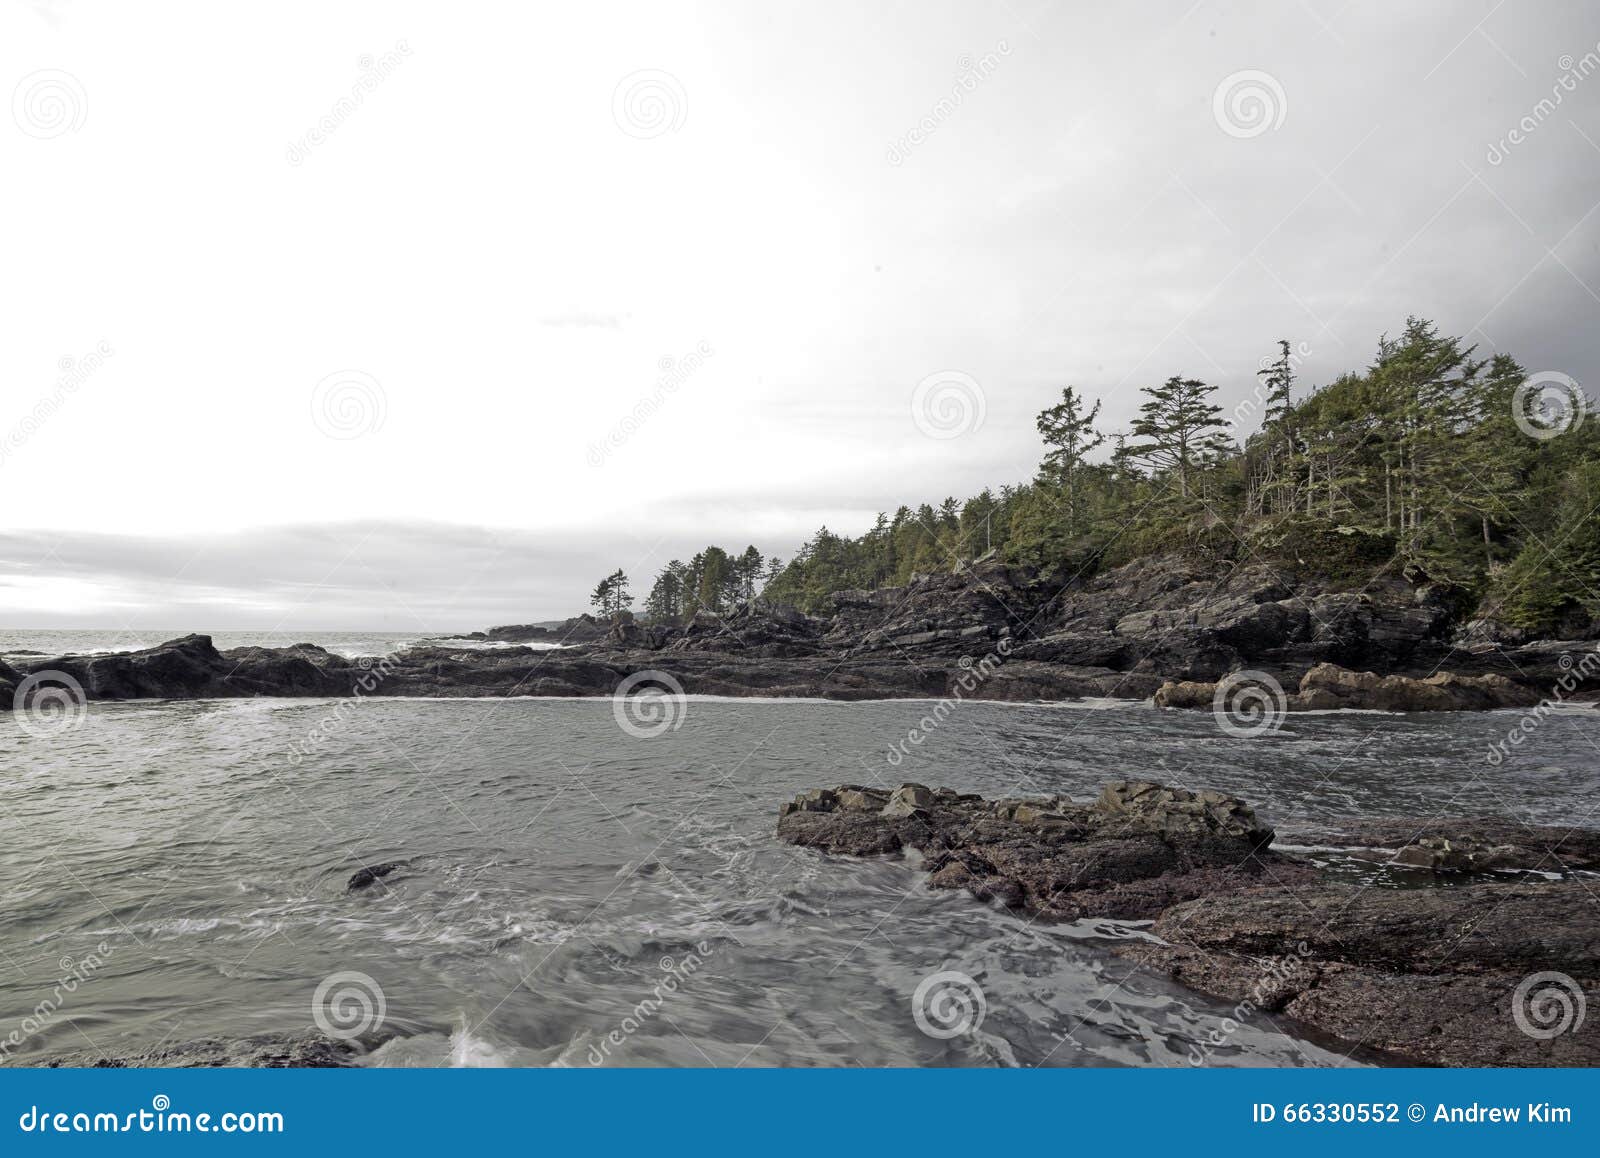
[607,318,1600,635]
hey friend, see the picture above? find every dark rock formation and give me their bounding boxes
[6,551,1596,710]
[776,779,1600,1066]
[1277,816,1600,873]
[41,1032,380,1068]
[1130,883,1599,1066]
[485,615,612,644]
[1154,662,1542,713]
[778,779,1304,921]
[346,861,404,891]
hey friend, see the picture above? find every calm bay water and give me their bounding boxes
[0,628,559,661]
[2,695,1597,1068]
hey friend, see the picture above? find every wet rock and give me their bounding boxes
[1122,882,1600,1066]
[1155,662,1541,715]
[777,779,1292,920]
[777,780,1599,1066]
[40,1032,383,1068]
[1278,816,1600,873]
[880,784,932,818]
[836,786,889,812]
[346,862,404,891]
[1294,663,1539,711]
[1391,835,1520,872]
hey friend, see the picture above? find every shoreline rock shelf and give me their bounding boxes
[775,779,1600,1067]
[7,551,1600,711]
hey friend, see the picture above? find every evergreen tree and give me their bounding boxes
[1035,385,1105,525]
[1120,375,1230,498]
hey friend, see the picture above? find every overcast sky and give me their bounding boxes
[3,0,1599,631]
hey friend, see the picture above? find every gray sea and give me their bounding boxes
[2,640,1597,1067]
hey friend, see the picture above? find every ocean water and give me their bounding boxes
[0,629,563,660]
[2,695,1597,1068]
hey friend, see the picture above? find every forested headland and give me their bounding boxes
[601,319,1597,637]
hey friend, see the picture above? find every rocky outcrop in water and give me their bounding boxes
[41,1032,381,1068]
[775,779,1599,1066]
[7,551,1597,710]
[1154,662,1542,713]
[483,614,613,644]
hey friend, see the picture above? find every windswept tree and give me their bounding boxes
[589,568,632,617]
[642,560,688,623]
[1035,385,1105,525]
[1120,375,1230,498]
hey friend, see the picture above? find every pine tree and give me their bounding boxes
[1120,375,1230,498]
[589,573,615,616]
[1035,385,1105,525]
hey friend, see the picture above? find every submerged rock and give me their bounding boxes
[346,861,404,891]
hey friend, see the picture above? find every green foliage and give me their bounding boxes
[600,319,1597,632]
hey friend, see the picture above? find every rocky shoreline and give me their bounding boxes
[4,554,1597,712]
[776,779,1600,1066]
